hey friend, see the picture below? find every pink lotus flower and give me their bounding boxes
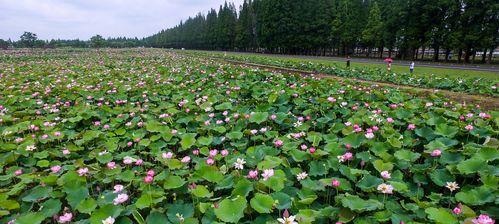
[54,131,61,137]
[453,207,461,215]
[344,152,353,160]
[247,170,258,179]
[365,132,375,139]
[377,183,394,194]
[209,149,218,157]
[144,175,154,184]
[270,114,277,120]
[146,170,155,177]
[274,140,283,147]
[479,113,491,119]
[51,165,62,173]
[327,97,336,102]
[221,149,229,157]
[206,158,215,165]
[431,149,442,157]
[300,144,308,150]
[381,171,391,179]
[465,124,474,131]
[387,117,394,123]
[127,142,133,147]
[113,193,129,205]
[77,167,89,176]
[181,156,191,163]
[162,152,173,159]
[123,157,133,165]
[14,169,23,176]
[193,149,200,155]
[261,169,274,181]
[471,214,495,224]
[113,184,124,193]
[135,159,143,166]
[332,179,340,187]
[107,162,116,169]
[309,147,316,154]
[62,149,70,155]
[407,124,416,130]
[58,212,73,223]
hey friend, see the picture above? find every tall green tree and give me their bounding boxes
[362,1,384,57]
[0,39,9,50]
[19,31,38,48]
[90,35,105,48]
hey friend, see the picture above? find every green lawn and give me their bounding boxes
[191,50,499,80]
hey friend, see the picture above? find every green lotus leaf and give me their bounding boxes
[425,207,457,224]
[191,185,213,198]
[434,124,458,138]
[340,195,383,212]
[89,204,123,224]
[214,196,247,223]
[163,175,186,189]
[457,158,486,174]
[76,198,98,214]
[146,211,168,224]
[249,112,268,124]
[40,199,62,218]
[15,212,46,224]
[250,193,274,213]
[394,150,420,162]
[180,133,197,149]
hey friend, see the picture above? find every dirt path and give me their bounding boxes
[217,58,499,111]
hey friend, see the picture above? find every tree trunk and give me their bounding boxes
[487,48,493,64]
[379,46,384,58]
[458,49,463,63]
[481,48,487,63]
[388,48,392,58]
[421,46,425,60]
[464,48,471,63]
[471,50,476,64]
[444,49,450,62]
[433,46,439,62]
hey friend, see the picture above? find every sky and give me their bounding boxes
[0,0,244,41]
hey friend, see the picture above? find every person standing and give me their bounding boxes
[346,56,351,68]
[410,61,415,73]
[384,57,393,71]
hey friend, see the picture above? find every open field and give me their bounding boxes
[0,49,497,224]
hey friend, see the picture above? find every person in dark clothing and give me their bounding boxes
[346,56,351,68]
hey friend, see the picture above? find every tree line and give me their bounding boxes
[0,32,143,50]
[144,0,498,63]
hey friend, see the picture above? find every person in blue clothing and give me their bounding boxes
[410,61,415,73]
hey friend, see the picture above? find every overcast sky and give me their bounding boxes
[0,0,244,40]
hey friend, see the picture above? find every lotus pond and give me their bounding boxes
[0,49,497,224]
